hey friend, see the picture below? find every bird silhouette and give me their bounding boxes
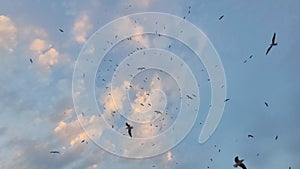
[154,110,162,114]
[29,58,33,63]
[126,122,133,137]
[248,134,254,138]
[234,156,247,169]
[264,102,269,107]
[137,67,146,70]
[266,33,277,55]
[186,95,193,99]
[219,15,224,20]
[59,29,64,32]
[50,151,60,154]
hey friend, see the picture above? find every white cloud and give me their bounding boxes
[0,15,17,52]
[72,12,93,44]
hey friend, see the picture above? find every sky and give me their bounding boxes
[0,0,300,169]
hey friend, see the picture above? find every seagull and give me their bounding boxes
[125,122,133,137]
[50,151,60,154]
[219,15,224,20]
[233,156,247,169]
[266,32,277,55]
[59,29,64,32]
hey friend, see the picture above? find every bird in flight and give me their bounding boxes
[234,156,247,169]
[219,15,224,20]
[154,110,162,115]
[50,151,60,154]
[59,28,64,32]
[266,32,277,55]
[186,95,193,99]
[125,122,133,137]
[224,98,230,102]
[264,102,269,107]
[247,134,254,138]
[29,58,33,63]
[137,67,146,70]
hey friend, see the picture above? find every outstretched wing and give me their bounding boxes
[266,45,272,55]
[128,128,132,137]
[234,156,239,163]
[126,122,130,128]
[240,163,247,169]
[272,32,276,44]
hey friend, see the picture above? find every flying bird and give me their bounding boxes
[275,135,278,140]
[50,151,60,154]
[186,95,193,99]
[248,134,254,138]
[81,139,85,143]
[219,15,224,20]
[137,67,146,70]
[59,29,64,32]
[234,156,247,169]
[266,32,277,55]
[154,110,162,114]
[224,98,230,102]
[29,58,33,63]
[264,102,269,107]
[125,122,133,137]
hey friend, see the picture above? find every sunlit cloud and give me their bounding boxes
[72,12,93,44]
[0,15,17,52]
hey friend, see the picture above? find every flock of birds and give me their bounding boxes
[44,4,286,169]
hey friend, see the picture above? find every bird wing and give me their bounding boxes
[126,123,130,128]
[272,33,276,44]
[234,156,239,163]
[128,128,132,137]
[240,163,247,169]
[266,45,272,55]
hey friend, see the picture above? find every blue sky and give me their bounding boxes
[0,0,300,169]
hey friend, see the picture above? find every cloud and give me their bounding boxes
[0,15,17,52]
[72,12,93,44]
